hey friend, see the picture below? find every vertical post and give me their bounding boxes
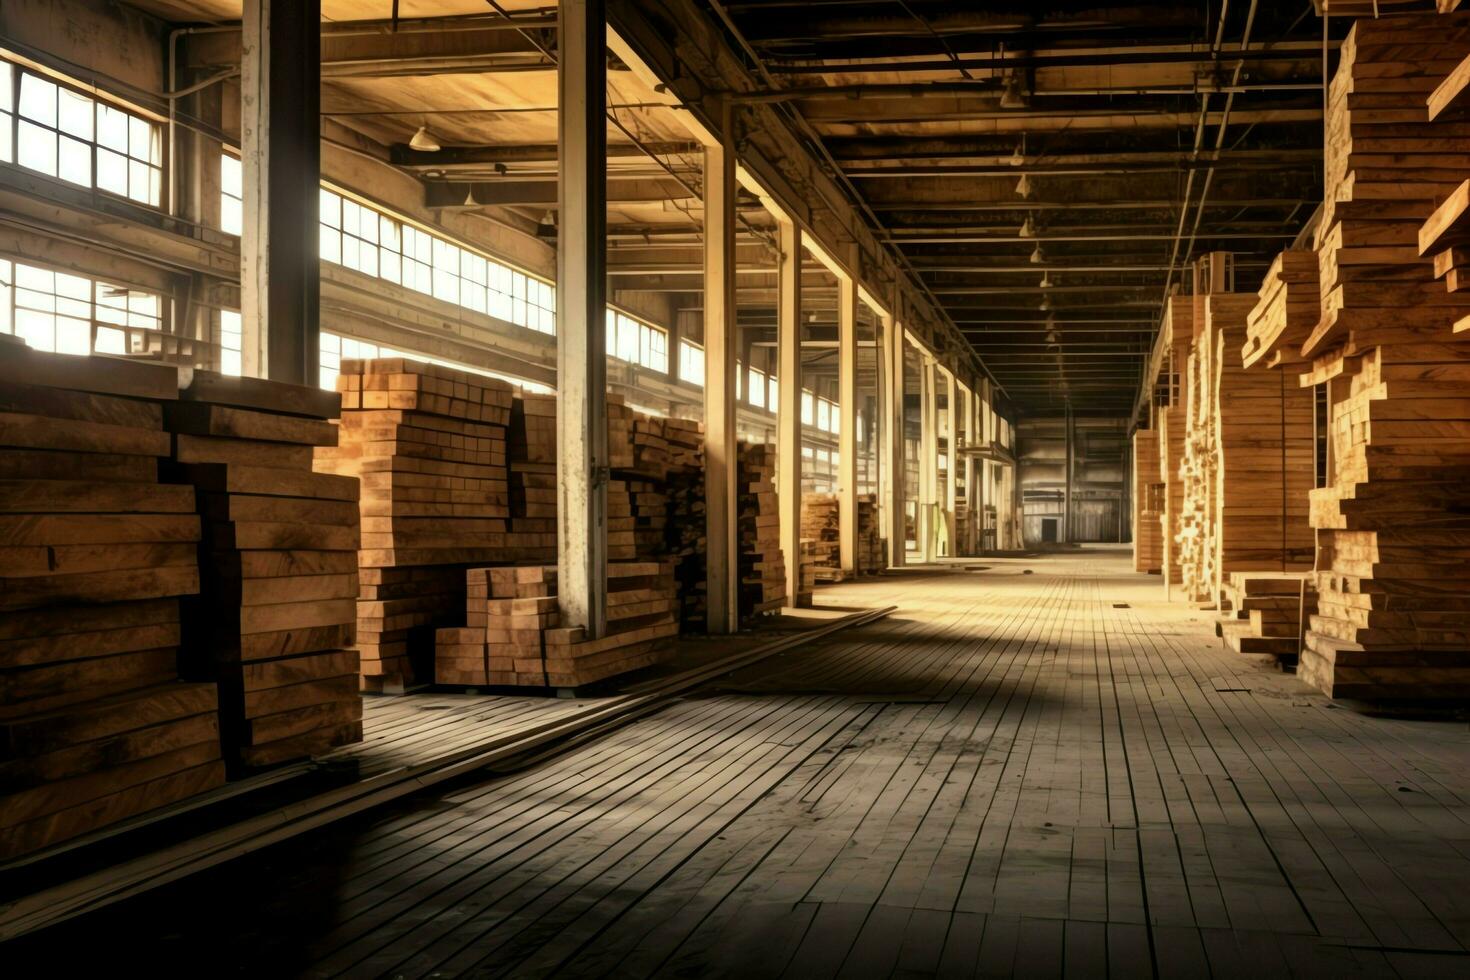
[1063,403,1074,544]
[703,107,739,634]
[943,368,957,556]
[837,268,858,576]
[920,356,938,563]
[960,383,974,556]
[776,218,803,607]
[556,0,608,638]
[882,312,905,568]
[240,0,320,385]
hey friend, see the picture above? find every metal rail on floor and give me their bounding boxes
[0,604,896,941]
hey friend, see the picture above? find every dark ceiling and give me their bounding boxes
[707,0,1337,415]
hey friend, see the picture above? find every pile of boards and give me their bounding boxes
[0,348,225,859]
[1217,572,1316,666]
[168,371,362,769]
[434,561,678,689]
[1242,250,1321,370]
[1294,11,1470,699]
[1154,295,1193,588]
[738,442,787,617]
[317,358,517,692]
[1131,427,1163,574]
[1176,284,1315,606]
[856,493,883,572]
[800,494,842,582]
[663,419,707,629]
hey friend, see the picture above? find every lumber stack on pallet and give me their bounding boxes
[0,348,224,859]
[738,441,787,617]
[800,493,842,582]
[1131,427,1163,574]
[857,493,883,572]
[166,371,363,770]
[1178,290,1316,605]
[506,391,558,566]
[1297,12,1470,699]
[663,419,707,629]
[1243,250,1321,369]
[1156,295,1194,588]
[1217,572,1316,664]
[316,358,515,691]
[434,561,678,689]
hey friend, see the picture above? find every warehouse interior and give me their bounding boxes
[3,0,1470,975]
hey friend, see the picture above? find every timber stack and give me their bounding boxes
[1131,427,1163,574]
[663,418,707,629]
[166,371,363,770]
[0,348,224,859]
[800,493,842,581]
[737,441,787,617]
[856,493,883,572]
[1154,296,1193,589]
[316,358,515,692]
[1297,11,1470,699]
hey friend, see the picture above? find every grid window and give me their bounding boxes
[801,392,814,426]
[2,61,162,206]
[219,309,242,376]
[679,339,704,387]
[747,367,766,409]
[220,153,242,235]
[0,257,161,356]
[817,399,831,432]
[318,329,551,394]
[767,376,778,411]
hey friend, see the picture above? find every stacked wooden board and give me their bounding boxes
[0,348,224,859]
[800,493,842,582]
[1131,427,1163,574]
[166,371,362,769]
[663,419,707,629]
[316,358,515,691]
[857,493,884,572]
[1176,289,1315,606]
[506,391,558,566]
[1155,295,1193,588]
[1295,12,1470,699]
[434,561,678,689]
[1242,250,1321,369]
[738,441,787,617]
[1217,572,1316,665]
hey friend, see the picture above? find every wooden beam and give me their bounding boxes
[777,217,803,607]
[882,311,905,569]
[428,177,694,209]
[837,260,858,575]
[943,367,957,555]
[703,112,740,635]
[920,355,938,563]
[556,0,609,640]
[240,0,320,385]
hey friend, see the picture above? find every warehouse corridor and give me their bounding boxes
[10,549,1470,978]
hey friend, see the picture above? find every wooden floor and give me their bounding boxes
[9,547,1470,978]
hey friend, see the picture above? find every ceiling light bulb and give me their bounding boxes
[463,186,479,208]
[1018,216,1034,238]
[1015,174,1032,198]
[1009,142,1025,167]
[409,125,441,152]
[1040,295,1052,312]
[1039,272,1053,289]
[1029,244,1044,265]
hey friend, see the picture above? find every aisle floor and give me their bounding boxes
[10,547,1470,978]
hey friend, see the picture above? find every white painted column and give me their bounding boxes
[920,356,938,563]
[702,112,739,634]
[555,0,608,638]
[943,368,957,557]
[776,219,803,607]
[882,312,905,569]
[837,267,858,576]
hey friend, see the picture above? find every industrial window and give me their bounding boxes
[678,339,704,386]
[0,257,160,355]
[767,375,778,412]
[317,330,551,394]
[220,154,242,236]
[746,367,766,409]
[0,60,162,206]
[219,309,242,376]
[606,309,668,373]
[800,392,814,425]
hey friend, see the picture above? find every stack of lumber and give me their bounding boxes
[663,419,707,629]
[0,348,224,859]
[1176,290,1315,605]
[506,391,558,566]
[316,358,515,692]
[1156,295,1194,588]
[1132,427,1163,574]
[1242,250,1321,369]
[1295,12,1470,699]
[800,493,842,582]
[1218,572,1316,664]
[796,540,817,607]
[166,371,362,769]
[857,493,883,572]
[738,441,787,617]
[434,561,678,689]
[953,499,972,558]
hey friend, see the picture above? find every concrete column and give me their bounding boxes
[837,268,858,576]
[702,111,739,634]
[240,0,320,385]
[920,356,938,563]
[555,0,608,637]
[776,219,803,607]
[881,313,905,569]
[943,368,957,556]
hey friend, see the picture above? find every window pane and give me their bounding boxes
[57,135,90,186]
[17,120,56,175]
[57,88,93,139]
[18,74,57,126]
[0,112,12,163]
[221,195,242,236]
[96,103,128,151]
[96,147,127,194]
[220,153,241,194]
[319,189,341,228]
[56,316,89,355]
[128,115,152,161]
[127,158,151,202]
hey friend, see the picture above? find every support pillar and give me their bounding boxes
[837,268,858,576]
[920,356,938,563]
[240,0,320,385]
[702,110,739,634]
[776,219,803,606]
[943,368,957,557]
[882,313,905,569]
[555,0,608,637]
